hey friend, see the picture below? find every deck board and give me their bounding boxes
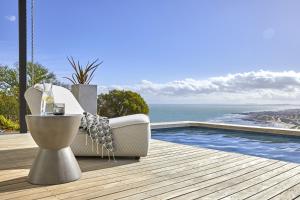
[1,134,300,200]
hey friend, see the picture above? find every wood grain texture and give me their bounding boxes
[1,133,300,200]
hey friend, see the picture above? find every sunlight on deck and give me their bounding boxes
[1,134,300,200]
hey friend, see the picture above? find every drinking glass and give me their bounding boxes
[40,82,54,115]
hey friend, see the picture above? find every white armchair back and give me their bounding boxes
[25,85,84,115]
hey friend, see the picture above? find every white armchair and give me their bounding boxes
[25,85,150,158]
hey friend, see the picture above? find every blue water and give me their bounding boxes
[152,127,300,163]
[149,104,300,127]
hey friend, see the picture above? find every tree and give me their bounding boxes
[27,62,57,86]
[0,62,60,128]
[0,62,58,92]
[97,90,149,118]
[0,65,19,96]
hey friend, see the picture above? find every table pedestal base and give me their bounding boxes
[28,147,81,185]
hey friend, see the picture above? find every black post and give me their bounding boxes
[18,0,27,133]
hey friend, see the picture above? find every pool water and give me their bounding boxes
[152,127,300,163]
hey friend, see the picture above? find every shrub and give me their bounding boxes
[0,115,19,131]
[0,92,19,121]
[97,90,149,118]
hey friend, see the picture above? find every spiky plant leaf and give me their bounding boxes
[64,57,102,84]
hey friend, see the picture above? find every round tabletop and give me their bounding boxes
[26,114,82,117]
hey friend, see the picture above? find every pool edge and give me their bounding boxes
[151,121,300,137]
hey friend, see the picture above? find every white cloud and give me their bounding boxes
[5,15,16,22]
[99,70,300,104]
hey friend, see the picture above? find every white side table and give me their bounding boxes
[26,114,82,185]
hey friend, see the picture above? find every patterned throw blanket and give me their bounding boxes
[80,112,115,160]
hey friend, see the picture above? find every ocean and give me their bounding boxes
[149,104,300,127]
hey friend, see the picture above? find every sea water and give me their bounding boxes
[149,104,300,126]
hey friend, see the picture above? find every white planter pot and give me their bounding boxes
[71,84,97,114]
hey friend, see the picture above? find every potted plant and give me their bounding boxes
[64,57,102,114]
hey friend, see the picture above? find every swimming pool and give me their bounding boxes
[152,127,300,163]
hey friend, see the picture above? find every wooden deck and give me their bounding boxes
[1,134,300,200]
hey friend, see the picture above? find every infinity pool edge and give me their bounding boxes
[151,121,300,137]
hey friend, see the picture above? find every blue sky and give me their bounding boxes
[1,0,300,103]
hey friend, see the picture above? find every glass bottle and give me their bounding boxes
[40,82,54,115]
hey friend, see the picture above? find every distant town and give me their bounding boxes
[241,109,300,129]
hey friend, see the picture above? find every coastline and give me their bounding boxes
[238,109,300,129]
